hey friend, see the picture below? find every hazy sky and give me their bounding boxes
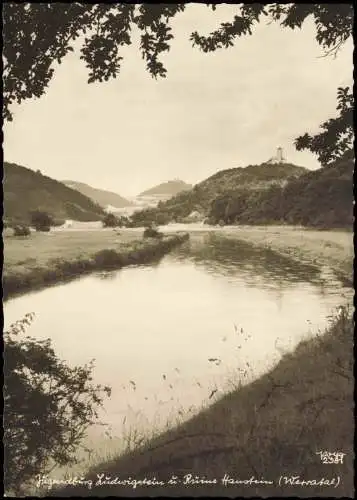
[4,4,353,197]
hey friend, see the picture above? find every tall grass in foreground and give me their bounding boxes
[50,305,354,498]
[22,320,258,497]
[7,305,353,497]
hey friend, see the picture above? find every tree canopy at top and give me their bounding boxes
[3,3,354,165]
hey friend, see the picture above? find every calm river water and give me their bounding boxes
[3,233,351,471]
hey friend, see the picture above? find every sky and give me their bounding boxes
[4,4,353,197]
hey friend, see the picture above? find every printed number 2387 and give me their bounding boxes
[316,451,346,464]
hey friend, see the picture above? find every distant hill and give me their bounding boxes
[129,158,352,229]
[63,180,133,208]
[3,162,105,224]
[165,162,306,218]
[198,162,306,193]
[131,162,306,226]
[138,180,192,198]
[208,156,353,228]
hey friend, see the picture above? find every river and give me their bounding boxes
[3,232,351,474]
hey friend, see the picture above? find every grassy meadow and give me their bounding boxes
[3,228,188,300]
[3,228,141,271]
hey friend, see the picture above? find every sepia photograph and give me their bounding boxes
[2,2,354,497]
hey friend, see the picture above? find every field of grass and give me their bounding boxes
[3,229,142,272]
[3,228,188,300]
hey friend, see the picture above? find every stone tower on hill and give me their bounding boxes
[267,146,287,164]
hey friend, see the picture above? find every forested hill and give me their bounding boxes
[199,162,306,192]
[4,162,105,224]
[62,180,133,208]
[138,180,192,197]
[131,162,306,225]
[208,156,353,228]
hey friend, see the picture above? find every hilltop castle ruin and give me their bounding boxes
[267,147,287,164]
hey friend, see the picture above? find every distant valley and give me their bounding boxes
[3,164,194,226]
[114,179,194,213]
[62,180,133,209]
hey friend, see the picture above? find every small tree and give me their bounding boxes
[13,225,31,237]
[102,212,121,228]
[118,215,131,227]
[143,225,163,239]
[30,211,54,231]
[3,314,111,495]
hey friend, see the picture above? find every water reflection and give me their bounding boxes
[3,233,351,479]
[172,233,341,291]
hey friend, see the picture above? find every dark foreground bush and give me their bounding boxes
[93,249,124,269]
[56,258,94,274]
[30,210,54,231]
[102,213,121,228]
[13,225,31,236]
[3,314,111,496]
[143,227,163,238]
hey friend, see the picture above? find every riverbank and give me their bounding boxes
[52,226,354,498]
[54,307,354,498]
[3,230,189,300]
[213,225,353,286]
[170,224,353,284]
[163,224,352,285]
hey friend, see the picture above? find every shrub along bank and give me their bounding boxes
[3,233,189,301]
